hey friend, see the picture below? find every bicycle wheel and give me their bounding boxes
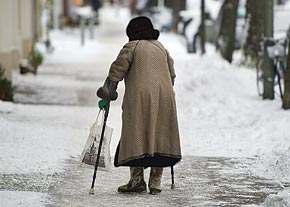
[256,58,264,96]
[275,60,285,100]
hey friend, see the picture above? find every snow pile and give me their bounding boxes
[186,0,222,19]
[0,100,97,174]
[75,5,94,18]
[250,148,290,184]
[168,47,290,158]
[264,191,290,207]
[0,100,16,114]
[243,122,290,207]
[243,191,290,207]
[244,148,290,207]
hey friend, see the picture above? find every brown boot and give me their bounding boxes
[148,167,163,195]
[118,167,146,193]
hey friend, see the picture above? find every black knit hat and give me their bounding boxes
[126,16,160,41]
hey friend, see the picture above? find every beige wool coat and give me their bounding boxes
[107,40,181,167]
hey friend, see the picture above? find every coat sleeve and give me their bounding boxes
[108,41,137,82]
[165,49,176,86]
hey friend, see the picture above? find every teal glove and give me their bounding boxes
[98,99,107,110]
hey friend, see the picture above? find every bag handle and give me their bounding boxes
[91,109,105,143]
[94,109,105,126]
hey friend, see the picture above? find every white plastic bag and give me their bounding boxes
[79,110,113,171]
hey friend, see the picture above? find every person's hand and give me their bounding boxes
[96,86,118,101]
[96,78,118,101]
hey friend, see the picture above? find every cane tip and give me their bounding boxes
[171,184,175,189]
[89,188,94,195]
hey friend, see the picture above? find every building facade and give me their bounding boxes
[0,0,42,81]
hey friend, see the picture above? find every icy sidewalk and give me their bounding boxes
[41,157,287,207]
[1,6,290,207]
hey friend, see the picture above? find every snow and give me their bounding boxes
[1,4,290,207]
[274,5,290,38]
[263,191,290,207]
[186,0,222,19]
[169,47,289,158]
[243,191,290,207]
[0,191,47,207]
[248,147,290,184]
[74,5,94,18]
[0,101,97,174]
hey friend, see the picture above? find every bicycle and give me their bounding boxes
[256,36,288,100]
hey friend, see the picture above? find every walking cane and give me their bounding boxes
[171,166,175,189]
[89,99,110,195]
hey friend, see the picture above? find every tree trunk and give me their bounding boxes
[282,39,290,109]
[217,0,239,63]
[200,0,206,55]
[262,0,274,100]
[243,0,265,61]
[129,0,137,16]
[171,0,186,32]
[277,0,284,5]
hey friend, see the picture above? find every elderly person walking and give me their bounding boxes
[97,16,181,194]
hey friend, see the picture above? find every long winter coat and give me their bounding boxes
[108,40,181,167]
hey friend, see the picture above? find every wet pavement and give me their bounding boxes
[1,156,288,206]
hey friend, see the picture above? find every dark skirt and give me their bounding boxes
[114,143,181,167]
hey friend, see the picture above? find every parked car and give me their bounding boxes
[178,0,246,53]
[178,9,207,53]
[135,4,173,32]
[150,6,173,32]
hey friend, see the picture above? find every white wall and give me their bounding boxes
[53,0,64,29]
[0,0,35,80]
[0,1,15,52]
[20,0,34,40]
